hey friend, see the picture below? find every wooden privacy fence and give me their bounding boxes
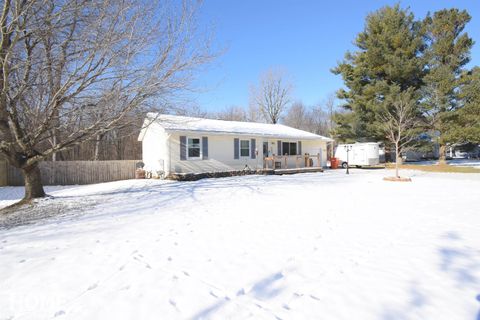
[0,160,7,186]
[2,160,141,186]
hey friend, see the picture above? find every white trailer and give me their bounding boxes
[334,142,380,168]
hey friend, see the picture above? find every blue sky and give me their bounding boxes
[193,1,480,112]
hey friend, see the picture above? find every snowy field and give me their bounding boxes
[0,169,479,320]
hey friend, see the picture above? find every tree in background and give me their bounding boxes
[447,67,480,144]
[283,99,334,137]
[0,0,215,200]
[422,9,474,163]
[250,68,293,124]
[332,5,425,143]
[377,87,421,178]
[215,105,248,121]
[246,103,263,123]
[283,101,309,130]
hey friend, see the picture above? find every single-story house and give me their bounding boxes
[138,113,334,177]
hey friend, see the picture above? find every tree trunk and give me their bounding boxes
[438,143,447,165]
[93,133,103,161]
[52,134,57,161]
[395,143,401,178]
[22,164,46,200]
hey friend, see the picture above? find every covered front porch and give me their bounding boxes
[263,153,323,170]
[260,138,334,171]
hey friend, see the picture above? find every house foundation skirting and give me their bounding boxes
[166,167,324,181]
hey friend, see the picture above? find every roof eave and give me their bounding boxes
[163,128,329,141]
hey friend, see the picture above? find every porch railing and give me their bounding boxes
[263,154,321,170]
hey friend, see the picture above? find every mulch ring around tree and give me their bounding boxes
[383,176,412,182]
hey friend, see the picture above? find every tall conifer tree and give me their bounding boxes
[332,4,425,143]
[422,9,474,162]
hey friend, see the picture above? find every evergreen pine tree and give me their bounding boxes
[332,4,425,143]
[447,67,480,143]
[422,9,474,162]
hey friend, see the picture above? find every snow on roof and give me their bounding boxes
[146,113,333,141]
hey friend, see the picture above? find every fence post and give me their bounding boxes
[0,160,6,186]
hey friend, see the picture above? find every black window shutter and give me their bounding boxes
[180,136,187,160]
[234,138,239,159]
[277,140,282,155]
[251,139,256,159]
[298,141,302,155]
[202,137,208,160]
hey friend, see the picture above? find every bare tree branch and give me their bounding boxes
[250,68,292,124]
[0,0,216,199]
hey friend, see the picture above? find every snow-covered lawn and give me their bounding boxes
[1,169,479,320]
[407,158,480,168]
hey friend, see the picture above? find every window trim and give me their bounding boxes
[239,139,250,158]
[186,137,202,160]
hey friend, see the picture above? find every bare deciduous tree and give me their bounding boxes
[324,93,337,135]
[283,100,331,136]
[246,103,262,123]
[379,88,420,178]
[0,0,215,201]
[214,105,246,121]
[251,69,292,124]
[284,101,308,129]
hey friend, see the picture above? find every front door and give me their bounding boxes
[263,142,269,157]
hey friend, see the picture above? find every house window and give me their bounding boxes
[187,138,201,159]
[240,140,250,157]
[282,142,297,155]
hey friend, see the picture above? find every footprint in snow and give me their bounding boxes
[167,256,172,261]
[309,294,320,301]
[54,310,66,317]
[183,271,190,276]
[282,304,290,310]
[19,259,26,263]
[169,299,177,307]
[209,291,218,298]
[87,283,98,291]
[236,288,245,296]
